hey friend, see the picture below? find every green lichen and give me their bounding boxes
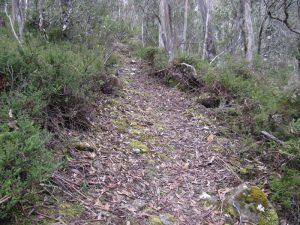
[239,168,249,176]
[59,201,84,221]
[113,117,130,129]
[149,215,164,225]
[258,209,279,225]
[129,140,149,153]
[250,186,268,208]
[225,206,238,219]
[238,186,268,208]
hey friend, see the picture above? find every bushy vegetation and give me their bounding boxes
[0,29,106,219]
[130,42,168,70]
[173,52,300,222]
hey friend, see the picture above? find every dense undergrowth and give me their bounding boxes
[132,43,300,223]
[0,29,107,220]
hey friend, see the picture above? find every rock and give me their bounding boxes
[129,140,149,153]
[130,59,137,64]
[148,214,176,225]
[74,141,95,152]
[224,183,279,225]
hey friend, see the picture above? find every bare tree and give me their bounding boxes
[242,0,255,62]
[159,0,175,60]
[198,0,216,61]
[265,0,300,71]
[181,0,189,52]
[11,0,28,39]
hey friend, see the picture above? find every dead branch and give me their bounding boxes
[261,131,285,145]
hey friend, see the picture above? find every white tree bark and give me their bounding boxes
[198,0,216,61]
[159,0,175,61]
[181,0,189,52]
[243,0,255,62]
[38,0,45,32]
[11,0,27,39]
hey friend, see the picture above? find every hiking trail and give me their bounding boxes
[48,52,240,225]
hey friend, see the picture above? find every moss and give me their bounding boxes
[258,209,279,225]
[239,168,249,175]
[59,202,84,220]
[250,186,268,208]
[211,144,224,152]
[164,76,179,88]
[113,117,130,129]
[238,186,268,208]
[225,206,238,219]
[149,215,164,225]
[131,129,142,136]
[129,140,149,153]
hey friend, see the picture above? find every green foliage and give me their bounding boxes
[271,169,300,222]
[132,45,168,70]
[0,32,105,219]
[0,118,55,219]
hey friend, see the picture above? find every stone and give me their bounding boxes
[74,141,95,152]
[129,140,149,153]
[224,183,279,225]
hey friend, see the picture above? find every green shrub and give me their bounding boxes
[0,33,105,219]
[0,118,55,219]
[133,46,168,70]
[271,169,300,223]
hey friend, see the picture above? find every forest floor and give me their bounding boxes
[31,48,243,225]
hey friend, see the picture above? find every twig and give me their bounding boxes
[0,195,11,204]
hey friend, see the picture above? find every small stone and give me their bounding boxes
[132,148,141,154]
[75,141,95,152]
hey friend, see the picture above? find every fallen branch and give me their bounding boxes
[0,195,11,204]
[261,131,285,145]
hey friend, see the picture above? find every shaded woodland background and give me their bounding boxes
[0,0,300,224]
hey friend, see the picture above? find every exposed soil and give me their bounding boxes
[32,53,242,225]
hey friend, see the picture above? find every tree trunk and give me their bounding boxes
[60,0,72,34]
[242,0,255,62]
[181,0,188,52]
[159,0,175,61]
[38,0,45,32]
[297,4,300,73]
[11,0,27,39]
[198,0,216,61]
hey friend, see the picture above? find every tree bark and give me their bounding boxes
[11,0,27,39]
[242,0,255,62]
[38,0,45,32]
[159,0,175,61]
[198,0,216,61]
[181,0,188,52]
[60,0,72,33]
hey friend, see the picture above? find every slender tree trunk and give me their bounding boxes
[38,0,45,32]
[242,0,255,62]
[181,0,188,52]
[60,0,72,34]
[297,4,300,73]
[11,0,27,39]
[159,23,165,48]
[159,0,175,61]
[199,0,216,61]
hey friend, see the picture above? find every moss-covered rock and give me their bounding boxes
[224,183,279,225]
[129,140,149,153]
[148,213,176,225]
[113,117,130,130]
[149,215,164,225]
